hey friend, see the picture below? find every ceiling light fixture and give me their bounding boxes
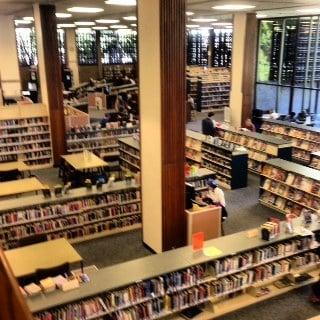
[105,0,136,6]
[56,13,72,18]
[186,11,194,16]
[96,19,120,23]
[76,28,93,32]
[123,16,137,21]
[186,24,200,28]
[110,24,128,28]
[15,20,32,25]
[130,23,137,27]
[57,23,76,28]
[23,17,34,21]
[256,14,267,18]
[297,8,320,13]
[93,26,109,30]
[211,22,232,26]
[191,18,218,22]
[212,4,256,10]
[75,21,96,26]
[67,7,104,13]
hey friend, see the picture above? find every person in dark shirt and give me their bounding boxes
[202,112,217,136]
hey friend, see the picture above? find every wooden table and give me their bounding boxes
[62,151,108,171]
[0,177,44,197]
[5,239,83,278]
[0,161,30,172]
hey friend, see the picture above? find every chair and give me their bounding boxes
[36,262,70,281]
[17,234,47,248]
[0,169,22,182]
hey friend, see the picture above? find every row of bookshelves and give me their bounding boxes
[118,136,141,173]
[0,104,53,168]
[185,130,248,189]
[219,127,292,174]
[261,119,320,164]
[0,182,141,249]
[28,218,320,320]
[259,158,320,216]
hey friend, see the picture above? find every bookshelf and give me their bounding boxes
[118,136,140,173]
[0,181,141,250]
[0,104,53,169]
[310,151,320,170]
[186,130,248,189]
[186,67,230,112]
[260,158,320,216]
[186,168,216,194]
[66,124,139,158]
[220,127,292,174]
[28,217,320,320]
[261,119,320,165]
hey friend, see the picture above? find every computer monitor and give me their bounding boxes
[185,183,195,210]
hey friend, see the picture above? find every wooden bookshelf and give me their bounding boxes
[0,181,141,250]
[185,168,216,194]
[310,151,320,170]
[118,136,140,173]
[260,158,320,216]
[261,119,320,165]
[220,126,292,174]
[0,104,53,168]
[186,130,248,189]
[28,217,320,320]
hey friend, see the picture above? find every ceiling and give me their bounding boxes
[4,0,320,25]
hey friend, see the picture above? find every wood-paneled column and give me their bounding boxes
[229,13,258,127]
[34,4,66,165]
[138,0,186,253]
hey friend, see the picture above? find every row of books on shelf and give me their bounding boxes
[202,160,231,186]
[204,138,236,152]
[0,117,49,128]
[119,142,140,156]
[310,155,320,170]
[262,164,320,196]
[185,137,201,152]
[120,151,140,167]
[3,214,142,249]
[261,122,320,143]
[33,250,319,320]
[185,149,201,163]
[0,142,51,153]
[293,148,311,163]
[262,179,320,210]
[202,151,230,168]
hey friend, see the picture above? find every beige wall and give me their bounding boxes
[138,0,163,253]
[0,15,21,98]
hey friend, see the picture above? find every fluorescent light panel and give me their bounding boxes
[15,20,32,25]
[23,17,34,21]
[56,13,72,18]
[58,23,76,28]
[105,0,136,6]
[256,14,268,18]
[75,21,96,26]
[212,22,232,26]
[96,19,120,23]
[212,4,256,10]
[123,16,137,21]
[110,24,128,28]
[67,7,104,13]
[130,23,137,27]
[186,24,199,28]
[93,26,109,30]
[191,18,218,22]
[186,11,194,16]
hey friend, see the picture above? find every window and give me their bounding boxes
[76,29,97,65]
[210,29,232,67]
[187,29,209,66]
[57,29,66,65]
[256,15,320,114]
[100,29,137,64]
[15,27,37,66]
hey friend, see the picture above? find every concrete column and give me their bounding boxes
[0,15,21,100]
[65,28,80,86]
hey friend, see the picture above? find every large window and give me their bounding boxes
[76,29,97,65]
[15,27,37,66]
[256,16,320,114]
[57,29,66,65]
[187,29,209,66]
[210,29,232,67]
[100,29,137,64]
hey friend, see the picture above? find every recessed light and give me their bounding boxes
[211,22,232,26]
[123,16,137,21]
[23,17,34,21]
[58,23,76,28]
[198,27,212,30]
[15,20,32,25]
[77,28,93,33]
[96,19,120,24]
[75,21,96,26]
[105,0,136,6]
[297,8,320,13]
[256,14,267,18]
[67,7,104,13]
[186,12,194,16]
[56,13,72,18]
[191,18,218,22]
[110,24,128,29]
[212,4,256,10]
[130,23,137,27]
[93,26,109,30]
[186,24,200,28]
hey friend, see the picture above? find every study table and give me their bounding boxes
[62,151,108,171]
[0,160,30,172]
[0,177,44,197]
[5,238,83,278]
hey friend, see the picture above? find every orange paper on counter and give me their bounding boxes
[192,232,204,251]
